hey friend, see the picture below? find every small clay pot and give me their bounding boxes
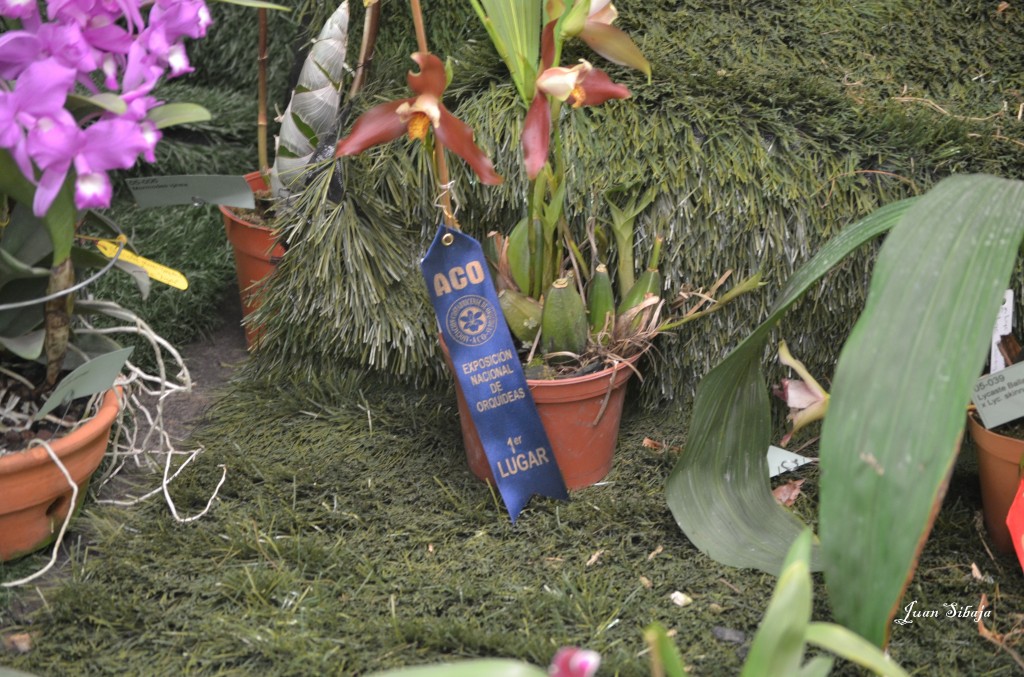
[0,388,123,561]
[220,171,285,348]
[441,338,640,490]
[967,411,1024,554]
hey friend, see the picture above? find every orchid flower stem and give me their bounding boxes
[348,1,381,99]
[409,0,429,52]
[409,0,456,229]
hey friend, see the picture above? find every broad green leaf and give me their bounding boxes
[819,174,1024,646]
[0,328,44,360]
[35,347,132,419]
[666,198,914,574]
[643,622,690,677]
[0,247,49,285]
[740,529,812,677]
[805,623,909,677]
[470,0,542,104]
[794,657,834,677]
[0,149,76,264]
[0,281,45,336]
[365,659,546,677]
[146,103,212,129]
[1,202,54,269]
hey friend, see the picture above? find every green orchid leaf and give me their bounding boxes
[65,92,127,117]
[643,622,690,677]
[146,103,212,130]
[35,346,132,419]
[819,174,1024,646]
[0,247,49,286]
[794,657,834,677]
[0,149,76,264]
[805,623,909,677]
[471,0,541,104]
[365,659,546,677]
[740,529,812,677]
[666,197,914,574]
[0,328,44,361]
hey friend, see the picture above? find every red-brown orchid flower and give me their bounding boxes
[522,45,631,178]
[334,52,502,185]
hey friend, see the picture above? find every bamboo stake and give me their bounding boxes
[257,7,269,176]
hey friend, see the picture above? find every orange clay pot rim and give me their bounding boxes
[220,204,278,235]
[528,352,643,389]
[0,387,123,473]
[219,171,278,235]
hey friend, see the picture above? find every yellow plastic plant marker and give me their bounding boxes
[95,235,189,290]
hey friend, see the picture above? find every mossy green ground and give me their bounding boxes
[3,1,1024,674]
[2,371,1022,675]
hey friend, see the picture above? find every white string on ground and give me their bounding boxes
[3,301,228,587]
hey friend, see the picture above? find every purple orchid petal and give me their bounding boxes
[15,58,76,115]
[0,0,37,20]
[0,93,21,149]
[0,32,42,79]
[79,117,150,172]
[25,111,81,171]
[38,21,98,73]
[165,43,192,76]
[74,171,112,209]
[149,0,212,42]
[32,160,72,216]
[120,41,163,99]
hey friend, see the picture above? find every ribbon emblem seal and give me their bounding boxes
[420,225,568,521]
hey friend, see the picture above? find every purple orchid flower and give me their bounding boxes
[0,0,39,21]
[549,647,601,677]
[2,0,210,215]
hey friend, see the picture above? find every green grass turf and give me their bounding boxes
[2,371,1022,675]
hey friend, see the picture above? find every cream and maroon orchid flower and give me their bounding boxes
[523,58,631,178]
[334,52,502,186]
[772,340,830,446]
[553,0,651,77]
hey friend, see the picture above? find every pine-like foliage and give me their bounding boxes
[247,0,1024,401]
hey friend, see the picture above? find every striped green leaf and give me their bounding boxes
[819,174,1024,646]
[666,198,913,574]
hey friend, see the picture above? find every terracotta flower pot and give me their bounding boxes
[219,171,285,347]
[0,388,123,562]
[443,341,640,490]
[967,411,1024,554]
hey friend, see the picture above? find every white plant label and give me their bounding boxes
[973,360,1024,429]
[126,175,255,209]
[991,289,1014,373]
[767,445,815,478]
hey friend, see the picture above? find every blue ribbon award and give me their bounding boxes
[420,225,568,521]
